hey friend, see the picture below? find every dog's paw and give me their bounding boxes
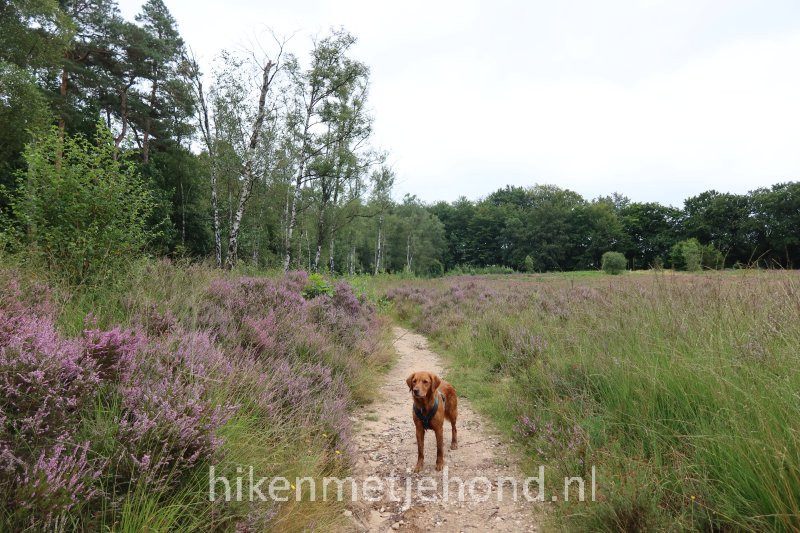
[413,464,423,473]
[435,462,444,471]
[451,442,458,450]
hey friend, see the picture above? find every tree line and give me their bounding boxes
[432,184,800,272]
[1,1,798,278]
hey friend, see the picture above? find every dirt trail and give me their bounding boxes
[347,326,539,532]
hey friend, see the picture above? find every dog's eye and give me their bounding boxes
[423,380,428,384]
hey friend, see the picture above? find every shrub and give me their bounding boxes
[700,243,724,269]
[601,251,626,274]
[0,264,387,530]
[670,239,723,271]
[523,255,535,272]
[12,123,154,283]
[302,272,334,299]
[447,264,515,276]
[429,259,444,277]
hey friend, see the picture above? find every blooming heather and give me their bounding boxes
[0,269,382,529]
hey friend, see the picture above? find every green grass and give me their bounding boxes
[375,270,800,531]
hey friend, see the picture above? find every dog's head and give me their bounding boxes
[406,371,441,399]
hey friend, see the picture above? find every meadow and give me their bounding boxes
[376,270,800,531]
[0,259,392,532]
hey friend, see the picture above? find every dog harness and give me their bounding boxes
[414,391,445,430]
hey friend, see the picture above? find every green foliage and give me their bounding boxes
[670,238,723,271]
[601,251,626,274]
[12,123,155,283]
[303,272,334,299]
[384,194,447,275]
[671,239,702,271]
[523,254,534,272]
[0,61,52,197]
[447,264,514,275]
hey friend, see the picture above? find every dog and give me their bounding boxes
[406,371,458,472]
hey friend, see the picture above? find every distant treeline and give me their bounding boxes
[428,183,800,272]
[2,2,798,278]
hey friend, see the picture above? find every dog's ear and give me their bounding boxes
[430,373,441,392]
[406,373,415,391]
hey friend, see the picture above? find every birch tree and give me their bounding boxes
[186,52,221,266]
[370,166,394,274]
[309,76,373,272]
[211,41,284,268]
[281,29,367,272]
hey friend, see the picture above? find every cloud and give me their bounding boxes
[118,0,800,205]
[381,30,800,205]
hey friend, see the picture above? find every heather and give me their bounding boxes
[0,261,389,531]
[381,271,800,530]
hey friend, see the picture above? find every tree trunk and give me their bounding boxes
[313,198,325,272]
[57,59,69,168]
[406,233,412,271]
[143,78,157,164]
[112,84,131,160]
[329,236,335,273]
[284,181,301,271]
[374,215,383,275]
[180,179,186,248]
[349,243,355,275]
[283,108,313,272]
[192,65,222,266]
[225,60,274,269]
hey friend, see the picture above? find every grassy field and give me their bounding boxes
[371,270,800,531]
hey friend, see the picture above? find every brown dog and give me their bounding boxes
[406,371,458,472]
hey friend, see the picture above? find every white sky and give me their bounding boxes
[119,0,800,206]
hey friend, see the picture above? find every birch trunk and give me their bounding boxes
[191,65,222,266]
[348,243,355,275]
[328,236,335,273]
[225,60,274,269]
[374,215,383,275]
[283,109,312,272]
[406,233,412,271]
[312,198,325,272]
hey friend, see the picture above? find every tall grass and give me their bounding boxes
[380,271,800,531]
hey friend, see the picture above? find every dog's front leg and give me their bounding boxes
[434,426,444,471]
[414,425,425,472]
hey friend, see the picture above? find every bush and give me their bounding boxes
[670,239,723,271]
[601,251,626,274]
[0,265,387,530]
[523,255,535,273]
[12,123,154,283]
[302,272,335,299]
[447,264,515,276]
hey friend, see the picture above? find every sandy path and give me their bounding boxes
[346,326,539,532]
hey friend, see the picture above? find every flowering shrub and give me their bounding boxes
[0,268,383,530]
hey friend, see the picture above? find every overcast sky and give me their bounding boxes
[119,0,800,206]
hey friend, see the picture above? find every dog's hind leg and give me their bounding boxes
[446,395,458,449]
[450,414,458,450]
